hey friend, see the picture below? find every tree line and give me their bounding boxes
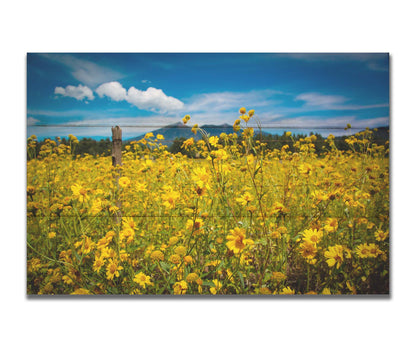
[29,127,388,159]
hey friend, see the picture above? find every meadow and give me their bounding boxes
[27,108,389,295]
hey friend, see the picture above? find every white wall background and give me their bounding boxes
[1,1,413,346]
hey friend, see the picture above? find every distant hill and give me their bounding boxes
[126,123,244,144]
[126,122,194,144]
[125,122,389,146]
[335,126,389,142]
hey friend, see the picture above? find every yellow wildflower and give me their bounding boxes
[71,183,89,203]
[302,228,323,244]
[375,229,389,241]
[186,273,199,283]
[174,245,187,256]
[173,280,188,294]
[235,191,255,207]
[70,288,91,295]
[182,115,191,124]
[323,218,338,233]
[280,286,295,295]
[134,272,153,289]
[324,245,344,269]
[210,279,222,295]
[106,259,123,280]
[226,227,253,254]
[150,250,165,262]
[118,176,131,188]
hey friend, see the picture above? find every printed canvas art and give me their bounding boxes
[27,53,390,295]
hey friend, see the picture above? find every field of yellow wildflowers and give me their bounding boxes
[27,108,389,295]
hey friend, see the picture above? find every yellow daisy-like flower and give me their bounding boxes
[271,272,287,282]
[321,288,331,295]
[235,192,255,207]
[93,255,105,273]
[122,217,136,230]
[324,245,344,269]
[280,286,295,295]
[186,273,199,283]
[90,198,102,215]
[168,236,179,245]
[182,137,194,150]
[133,272,153,289]
[182,115,191,124]
[186,218,204,234]
[302,228,323,244]
[118,176,131,188]
[367,243,383,258]
[173,280,188,294]
[106,259,123,280]
[191,166,211,190]
[355,243,371,258]
[242,127,254,138]
[71,183,89,203]
[239,114,250,123]
[239,107,246,114]
[259,287,271,295]
[299,241,317,262]
[211,148,229,161]
[169,254,181,264]
[226,227,253,254]
[162,190,180,209]
[70,288,91,295]
[233,119,241,132]
[174,245,187,256]
[210,279,222,295]
[191,124,198,134]
[208,136,219,147]
[183,255,194,264]
[150,250,164,262]
[323,218,338,233]
[374,229,389,242]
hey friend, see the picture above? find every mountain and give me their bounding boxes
[126,122,238,145]
[125,122,389,147]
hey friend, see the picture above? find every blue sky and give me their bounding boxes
[27,53,389,139]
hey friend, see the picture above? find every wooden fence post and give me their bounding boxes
[112,126,122,223]
[112,126,122,167]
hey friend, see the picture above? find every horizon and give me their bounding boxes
[27,53,390,140]
[29,122,390,142]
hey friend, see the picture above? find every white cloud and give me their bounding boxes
[295,92,347,107]
[94,82,184,113]
[295,92,389,110]
[40,54,125,87]
[96,81,127,101]
[54,84,94,101]
[185,90,283,113]
[27,117,40,126]
[126,86,184,113]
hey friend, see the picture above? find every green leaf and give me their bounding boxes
[238,271,245,289]
[159,261,171,273]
